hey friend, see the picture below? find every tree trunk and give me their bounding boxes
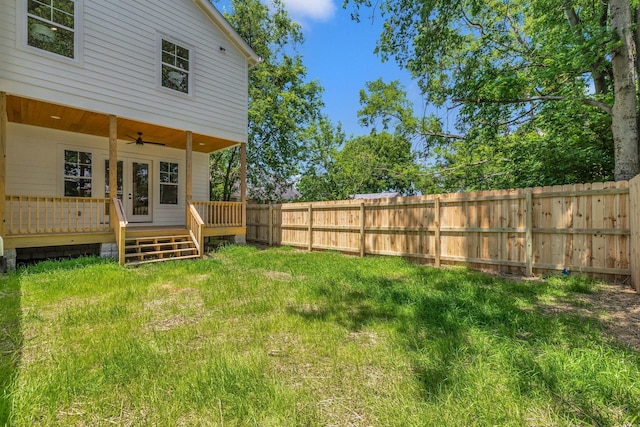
[565,6,608,95]
[610,0,639,181]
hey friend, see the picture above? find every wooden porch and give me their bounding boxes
[4,196,246,265]
[0,93,249,267]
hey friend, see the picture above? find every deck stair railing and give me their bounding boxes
[111,198,128,266]
[187,202,205,256]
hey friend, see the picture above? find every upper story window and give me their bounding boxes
[27,0,75,59]
[161,38,191,94]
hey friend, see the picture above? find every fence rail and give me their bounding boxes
[248,180,638,286]
[6,195,111,235]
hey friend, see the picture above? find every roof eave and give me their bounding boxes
[194,0,262,68]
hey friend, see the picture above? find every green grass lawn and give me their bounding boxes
[1,245,639,426]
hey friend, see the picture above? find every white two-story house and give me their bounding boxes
[0,0,260,266]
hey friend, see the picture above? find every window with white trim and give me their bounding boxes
[159,161,179,204]
[27,0,76,59]
[161,38,191,94]
[64,150,92,197]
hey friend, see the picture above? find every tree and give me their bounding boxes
[211,0,324,202]
[297,116,346,201]
[209,146,240,201]
[333,132,418,196]
[344,0,639,181]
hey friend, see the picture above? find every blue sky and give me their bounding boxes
[287,1,425,138]
[216,0,426,138]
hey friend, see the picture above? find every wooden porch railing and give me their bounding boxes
[192,201,245,227]
[111,198,128,266]
[6,195,111,235]
[187,202,204,257]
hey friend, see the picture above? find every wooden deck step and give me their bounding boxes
[123,229,199,266]
[125,241,193,250]
[125,234,192,244]
[124,247,197,258]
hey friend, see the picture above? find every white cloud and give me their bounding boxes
[282,0,336,22]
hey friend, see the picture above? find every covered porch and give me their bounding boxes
[0,93,247,266]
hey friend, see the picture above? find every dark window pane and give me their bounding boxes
[162,66,188,93]
[53,0,74,15]
[64,164,78,176]
[80,152,92,164]
[170,163,179,174]
[64,150,78,163]
[160,185,178,204]
[53,8,73,29]
[162,50,174,65]
[64,178,79,196]
[162,39,174,54]
[79,179,92,197]
[177,46,189,61]
[28,0,51,20]
[160,162,168,173]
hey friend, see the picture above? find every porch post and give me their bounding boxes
[0,92,7,238]
[186,131,193,222]
[240,142,246,228]
[108,115,117,230]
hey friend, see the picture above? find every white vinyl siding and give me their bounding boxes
[0,0,249,143]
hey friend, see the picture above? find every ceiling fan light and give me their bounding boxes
[167,71,184,85]
[31,23,55,42]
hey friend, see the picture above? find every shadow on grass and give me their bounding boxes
[290,263,640,424]
[0,273,22,426]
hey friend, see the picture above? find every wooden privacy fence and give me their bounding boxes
[248,178,640,289]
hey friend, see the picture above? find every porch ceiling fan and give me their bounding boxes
[126,132,166,146]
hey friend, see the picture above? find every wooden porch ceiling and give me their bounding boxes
[6,95,239,153]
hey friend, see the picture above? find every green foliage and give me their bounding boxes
[298,79,422,200]
[297,116,346,201]
[209,146,240,201]
[334,132,417,196]
[212,0,325,203]
[344,0,624,190]
[358,79,418,140]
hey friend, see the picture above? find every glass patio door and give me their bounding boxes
[105,159,152,222]
[129,161,151,222]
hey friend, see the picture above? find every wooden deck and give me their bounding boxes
[3,197,246,265]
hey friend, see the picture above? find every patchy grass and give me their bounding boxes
[1,246,639,426]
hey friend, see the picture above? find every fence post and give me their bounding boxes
[360,201,365,257]
[525,191,533,277]
[308,204,313,252]
[630,175,640,291]
[435,197,441,267]
[268,204,273,246]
